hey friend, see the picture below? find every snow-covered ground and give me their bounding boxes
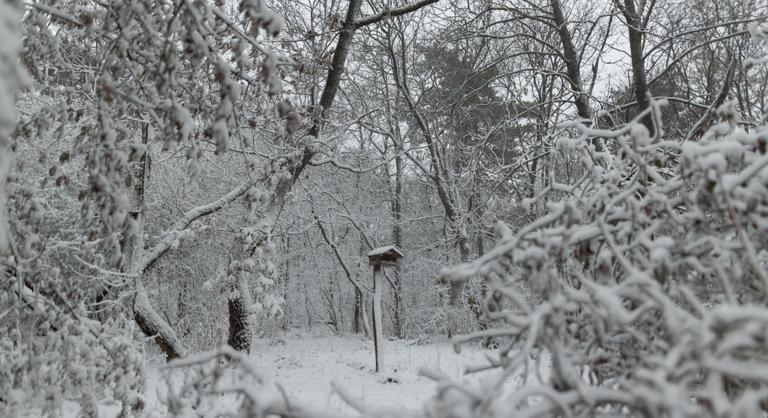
[247,331,493,412]
[55,331,511,417]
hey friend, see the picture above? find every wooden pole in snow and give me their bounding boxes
[372,264,384,373]
[366,245,402,373]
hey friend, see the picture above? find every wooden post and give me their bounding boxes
[372,264,384,372]
[366,245,402,373]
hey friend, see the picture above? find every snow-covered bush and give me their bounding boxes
[433,31,768,418]
[161,345,313,417]
[2,0,294,414]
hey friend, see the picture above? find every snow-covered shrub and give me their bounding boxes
[3,0,294,414]
[161,346,305,417]
[0,313,146,417]
[434,33,768,417]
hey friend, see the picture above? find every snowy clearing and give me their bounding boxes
[54,332,523,417]
[247,333,491,412]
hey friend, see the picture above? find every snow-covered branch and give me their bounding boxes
[139,182,249,273]
[353,0,441,28]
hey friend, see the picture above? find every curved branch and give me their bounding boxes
[139,182,249,273]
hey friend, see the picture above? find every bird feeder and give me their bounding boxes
[366,245,403,373]
[367,245,404,268]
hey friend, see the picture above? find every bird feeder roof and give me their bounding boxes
[367,246,404,266]
[367,245,404,259]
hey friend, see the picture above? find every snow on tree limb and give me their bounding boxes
[134,282,189,359]
[139,182,250,273]
[353,0,441,29]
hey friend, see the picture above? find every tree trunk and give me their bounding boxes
[353,287,362,334]
[227,234,254,353]
[128,123,187,361]
[134,284,186,360]
[283,235,290,303]
[227,297,252,352]
[392,146,404,338]
[550,0,603,151]
[281,234,291,330]
[307,0,363,139]
[550,0,591,121]
[620,0,654,135]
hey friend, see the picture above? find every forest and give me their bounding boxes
[2,0,768,417]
